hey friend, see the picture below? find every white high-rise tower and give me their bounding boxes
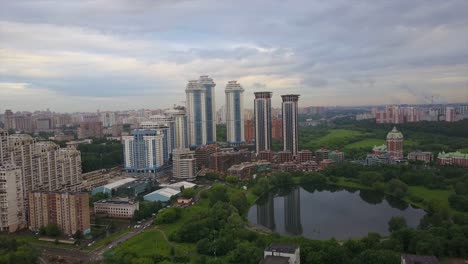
[186,80,207,147]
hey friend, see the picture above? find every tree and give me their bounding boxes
[44,223,61,237]
[227,241,262,264]
[387,179,408,198]
[359,171,384,186]
[225,175,239,184]
[270,172,293,188]
[352,250,400,264]
[155,208,181,224]
[181,188,196,199]
[229,191,248,214]
[209,184,229,206]
[388,216,407,233]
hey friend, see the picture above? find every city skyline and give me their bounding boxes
[1,0,468,112]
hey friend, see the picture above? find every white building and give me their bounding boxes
[100,112,117,127]
[0,162,26,232]
[225,81,245,145]
[165,106,188,149]
[263,243,300,264]
[123,129,165,173]
[94,198,139,219]
[172,148,197,181]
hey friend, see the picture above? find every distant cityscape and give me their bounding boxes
[0,75,467,253]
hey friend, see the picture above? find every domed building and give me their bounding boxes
[386,126,404,159]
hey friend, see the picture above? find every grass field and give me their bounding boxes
[345,139,385,149]
[107,200,211,262]
[315,129,362,146]
[407,186,452,209]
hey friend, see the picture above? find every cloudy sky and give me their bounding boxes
[1,0,467,112]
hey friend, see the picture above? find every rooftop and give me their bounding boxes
[265,243,298,254]
[402,254,440,264]
[145,187,180,199]
[438,151,468,159]
[387,126,404,140]
[102,178,136,190]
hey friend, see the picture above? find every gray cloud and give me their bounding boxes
[0,0,467,111]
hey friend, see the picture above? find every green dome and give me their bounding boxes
[387,126,403,140]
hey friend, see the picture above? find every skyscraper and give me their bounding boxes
[186,80,207,147]
[199,75,217,144]
[254,92,272,154]
[225,81,245,145]
[281,94,299,157]
[165,106,188,149]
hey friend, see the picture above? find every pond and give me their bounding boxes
[247,185,426,240]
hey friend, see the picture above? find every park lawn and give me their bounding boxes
[407,186,452,209]
[315,129,363,146]
[345,139,385,149]
[109,229,171,257]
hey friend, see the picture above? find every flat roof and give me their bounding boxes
[402,254,440,264]
[160,181,196,190]
[145,187,180,198]
[265,243,298,254]
[102,178,136,189]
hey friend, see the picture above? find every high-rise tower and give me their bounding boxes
[225,81,245,145]
[254,92,272,154]
[281,94,299,157]
[186,80,207,147]
[199,75,216,144]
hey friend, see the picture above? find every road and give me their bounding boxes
[37,218,154,263]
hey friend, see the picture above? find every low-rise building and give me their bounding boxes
[277,151,293,163]
[144,188,180,202]
[258,150,274,162]
[227,161,271,180]
[80,167,120,191]
[437,151,468,167]
[365,153,391,166]
[94,198,139,219]
[296,150,313,163]
[408,151,433,163]
[329,150,344,163]
[263,243,300,264]
[315,148,329,162]
[91,178,136,196]
[319,159,335,169]
[401,254,440,264]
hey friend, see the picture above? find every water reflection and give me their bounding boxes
[257,192,275,230]
[248,184,426,240]
[284,188,302,235]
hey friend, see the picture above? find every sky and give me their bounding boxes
[1,0,468,112]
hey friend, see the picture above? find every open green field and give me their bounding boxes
[407,186,452,209]
[315,129,362,146]
[345,139,384,149]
